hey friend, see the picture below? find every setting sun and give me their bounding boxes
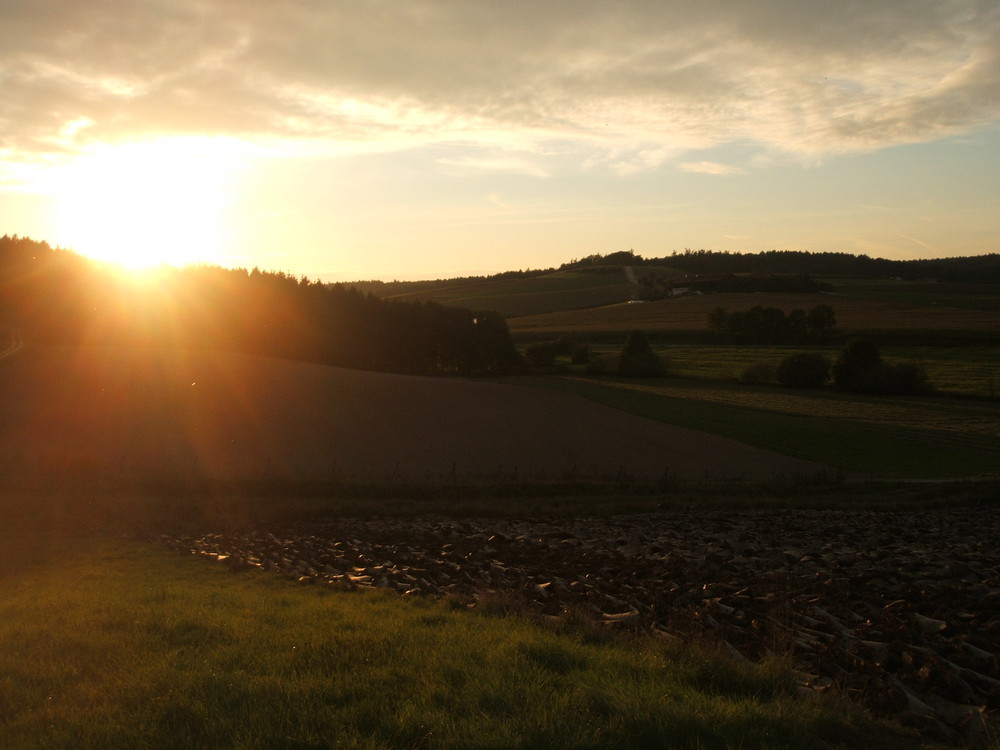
[47,138,243,269]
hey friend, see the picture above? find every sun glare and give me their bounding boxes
[47,138,244,270]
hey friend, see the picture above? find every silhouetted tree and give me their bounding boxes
[776,353,831,388]
[0,236,522,377]
[833,339,882,389]
[616,330,667,377]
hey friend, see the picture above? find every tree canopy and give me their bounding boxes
[0,235,521,376]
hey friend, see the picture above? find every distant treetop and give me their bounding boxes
[556,247,1000,283]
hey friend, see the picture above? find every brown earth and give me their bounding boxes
[508,292,1000,334]
[0,345,829,484]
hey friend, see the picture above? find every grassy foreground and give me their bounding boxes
[0,533,922,750]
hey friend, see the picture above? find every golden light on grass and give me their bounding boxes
[47,137,245,270]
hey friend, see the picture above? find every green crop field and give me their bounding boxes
[525,376,1000,479]
[828,278,1000,312]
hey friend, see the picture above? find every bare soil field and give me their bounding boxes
[508,292,1000,335]
[0,345,828,483]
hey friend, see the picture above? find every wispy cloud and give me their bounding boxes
[435,155,550,178]
[1,0,998,174]
[679,161,746,176]
[896,232,943,255]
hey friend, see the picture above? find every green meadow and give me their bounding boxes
[606,344,1000,398]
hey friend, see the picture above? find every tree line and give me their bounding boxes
[559,248,1000,283]
[708,304,837,344]
[0,235,521,375]
[743,339,931,395]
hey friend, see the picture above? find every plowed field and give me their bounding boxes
[0,345,828,484]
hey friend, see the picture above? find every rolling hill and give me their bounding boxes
[346,266,683,318]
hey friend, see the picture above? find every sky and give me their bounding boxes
[1,0,999,281]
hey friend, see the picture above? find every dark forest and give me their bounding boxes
[0,235,521,376]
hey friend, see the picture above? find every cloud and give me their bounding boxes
[2,0,999,173]
[679,161,746,176]
[436,154,550,178]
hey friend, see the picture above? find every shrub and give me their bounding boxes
[776,353,831,388]
[849,361,933,395]
[584,355,618,375]
[570,345,590,365]
[554,336,576,356]
[617,330,667,377]
[833,339,933,395]
[739,360,777,385]
[525,341,558,368]
[833,339,882,389]
[582,332,668,377]
[616,352,668,377]
[892,362,932,395]
[621,330,652,358]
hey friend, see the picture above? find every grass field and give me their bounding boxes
[524,376,1000,479]
[630,345,1000,398]
[829,278,1000,312]
[1,525,928,750]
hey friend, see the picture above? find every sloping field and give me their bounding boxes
[534,376,1000,478]
[0,345,828,484]
[508,292,1000,335]
[383,268,637,318]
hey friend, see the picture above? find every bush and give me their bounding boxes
[554,336,576,356]
[584,355,618,375]
[833,339,933,394]
[525,341,558,368]
[582,331,668,377]
[739,360,777,385]
[621,330,652,358]
[616,352,668,377]
[776,353,831,388]
[570,345,590,365]
[617,330,667,377]
[848,361,932,395]
[833,339,882,389]
[893,362,933,395]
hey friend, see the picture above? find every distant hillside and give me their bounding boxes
[645,249,1000,283]
[337,267,651,317]
[339,250,999,321]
